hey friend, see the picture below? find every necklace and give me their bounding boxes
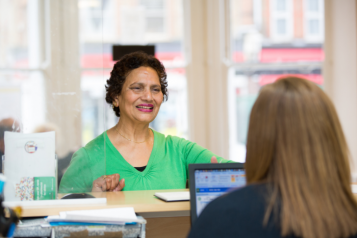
[116,127,151,143]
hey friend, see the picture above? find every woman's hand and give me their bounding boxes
[91,174,125,192]
[211,156,218,163]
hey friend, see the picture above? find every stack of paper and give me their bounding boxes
[46,207,145,226]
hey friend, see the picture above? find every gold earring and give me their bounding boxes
[112,104,115,109]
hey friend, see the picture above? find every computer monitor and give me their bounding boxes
[112,45,155,61]
[189,163,245,225]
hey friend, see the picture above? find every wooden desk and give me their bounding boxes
[15,190,357,238]
[21,189,191,238]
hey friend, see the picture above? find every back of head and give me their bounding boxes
[0,118,19,139]
[245,76,357,238]
[0,118,20,153]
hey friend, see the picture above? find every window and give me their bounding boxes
[0,1,45,133]
[141,0,164,10]
[229,0,324,162]
[308,19,319,35]
[270,0,293,41]
[276,0,287,11]
[304,0,324,41]
[146,17,165,33]
[308,0,319,12]
[277,19,287,34]
[0,1,93,197]
[0,0,187,180]
[79,0,188,144]
[140,0,166,35]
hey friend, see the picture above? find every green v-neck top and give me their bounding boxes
[59,129,233,193]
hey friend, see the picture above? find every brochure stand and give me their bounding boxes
[2,131,58,202]
[2,155,58,201]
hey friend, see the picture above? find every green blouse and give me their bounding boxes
[59,130,232,193]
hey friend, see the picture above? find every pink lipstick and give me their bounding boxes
[136,104,154,112]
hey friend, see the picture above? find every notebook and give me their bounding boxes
[189,163,245,225]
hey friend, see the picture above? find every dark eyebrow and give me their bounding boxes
[129,82,161,87]
[129,82,144,87]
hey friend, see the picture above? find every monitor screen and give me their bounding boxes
[194,168,246,217]
[112,45,155,61]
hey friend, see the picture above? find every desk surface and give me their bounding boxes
[21,189,357,217]
[21,189,190,217]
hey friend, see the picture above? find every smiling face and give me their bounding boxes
[114,66,164,124]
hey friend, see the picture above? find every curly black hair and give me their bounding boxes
[105,51,168,117]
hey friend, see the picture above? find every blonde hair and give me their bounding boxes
[245,76,357,238]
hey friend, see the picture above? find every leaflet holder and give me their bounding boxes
[1,155,58,201]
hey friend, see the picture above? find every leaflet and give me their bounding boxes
[4,132,56,201]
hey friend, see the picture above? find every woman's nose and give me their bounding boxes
[142,89,153,101]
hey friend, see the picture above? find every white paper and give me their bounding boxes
[154,191,190,201]
[46,215,126,225]
[3,198,106,208]
[63,207,138,221]
[4,131,55,201]
[47,207,143,224]
[17,218,49,228]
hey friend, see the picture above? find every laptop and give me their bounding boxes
[189,163,245,225]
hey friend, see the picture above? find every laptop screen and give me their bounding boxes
[194,168,246,216]
[189,163,246,225]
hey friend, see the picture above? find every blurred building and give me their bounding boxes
[228,0,324,161]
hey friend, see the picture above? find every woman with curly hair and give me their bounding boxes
[59,51,232,193]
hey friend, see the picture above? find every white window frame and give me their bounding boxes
[270,0,294,42]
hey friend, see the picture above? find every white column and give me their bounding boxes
[324,0,357,174]
[45,0,82,157]
[185,0,230,159]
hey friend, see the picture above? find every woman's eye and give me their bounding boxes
[153,88,161,92]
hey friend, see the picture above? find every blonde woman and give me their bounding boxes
[188,76,357,238]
